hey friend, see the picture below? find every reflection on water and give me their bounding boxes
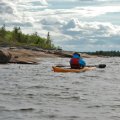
[0,57,120,120]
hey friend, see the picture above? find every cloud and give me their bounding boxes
[48,18,120,51]
[63,18,120,36]
[16,0,48,5]
[0,0,120,51]
[48,0,78,2]
[25,0,48,6]
[0,0,47,27]
[40,16,65,25]
[0,0,17,14]
[75,6,120,17]
[35,15,120,51]
[33,5,120,19]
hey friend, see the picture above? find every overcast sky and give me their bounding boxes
[0,0,120,51]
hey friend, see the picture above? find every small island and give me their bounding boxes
[0,25,73,64]
[1,25,118,64]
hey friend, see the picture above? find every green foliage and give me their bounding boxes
[0,24,6,39]
[87,51,120,57]
[0,25,56,49]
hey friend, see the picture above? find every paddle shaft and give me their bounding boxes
[56,64,106,68]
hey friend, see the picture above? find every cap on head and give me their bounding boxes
[73,52,80,57]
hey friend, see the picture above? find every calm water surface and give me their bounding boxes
[0,57,120,120]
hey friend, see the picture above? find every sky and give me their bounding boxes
[0,0,120,52]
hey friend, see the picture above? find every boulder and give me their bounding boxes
[0,50,11,63]
[9,56,38,64]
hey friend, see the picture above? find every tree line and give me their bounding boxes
[87,50,120,57]
[0,24,57,49]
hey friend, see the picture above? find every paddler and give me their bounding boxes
[70,52,86,69]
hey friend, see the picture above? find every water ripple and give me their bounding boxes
[0,57,120,120]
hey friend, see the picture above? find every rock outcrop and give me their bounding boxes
[0,50,11,63]
[0,47,96,64]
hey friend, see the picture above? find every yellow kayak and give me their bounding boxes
[52,66,96,73]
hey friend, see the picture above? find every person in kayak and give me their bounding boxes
[70,52,86,69]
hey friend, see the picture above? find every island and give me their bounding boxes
[0,25,97,64]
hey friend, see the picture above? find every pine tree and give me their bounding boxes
[46,32,51,46]
[0,24,6,38]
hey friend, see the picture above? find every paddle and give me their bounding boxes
[87,64,106,68]
[56,64,106,68]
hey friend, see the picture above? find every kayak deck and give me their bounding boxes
[52,66,96,73]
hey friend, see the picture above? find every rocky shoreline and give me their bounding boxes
[0,47,97,64]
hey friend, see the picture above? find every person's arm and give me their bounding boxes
[79,59,86,67]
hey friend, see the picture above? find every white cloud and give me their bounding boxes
[0,0,120,51]
[34,16,120,51]
[40,16,65,25]
[49,18,120,51]
[48,0,101,1]
[0,0,17,14]
[31,5,120,20]
[47,6,120,18]
[17,0,48,5]
[75,6,120,17]
[63,19,120,36]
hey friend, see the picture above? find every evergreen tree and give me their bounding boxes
[46,32,52,47]
[0,25,56,49]
[0,24,6,39]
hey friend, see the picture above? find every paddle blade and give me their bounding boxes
[97,64,106,68]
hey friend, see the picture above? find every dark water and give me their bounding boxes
[0,57,120,120]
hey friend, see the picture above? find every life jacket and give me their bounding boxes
[70,58,80,69]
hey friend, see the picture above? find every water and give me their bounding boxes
[0,57,120,120]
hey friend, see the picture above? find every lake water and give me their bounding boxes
[0,57,120,120]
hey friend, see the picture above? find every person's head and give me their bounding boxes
[72,52,80,58]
